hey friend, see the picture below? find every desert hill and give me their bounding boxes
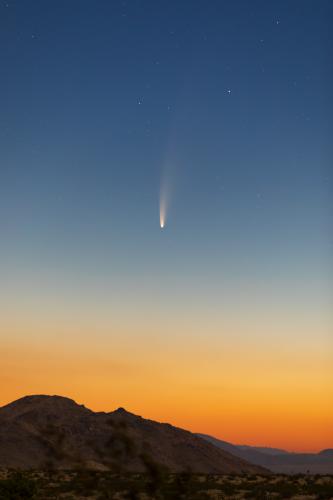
[0,395,266,474]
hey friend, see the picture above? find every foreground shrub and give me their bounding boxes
[0,472,37,499]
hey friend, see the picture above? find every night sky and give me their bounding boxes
[1,1,332,451]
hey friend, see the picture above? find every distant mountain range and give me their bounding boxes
[197,434,333,474]
[0,395,265,474]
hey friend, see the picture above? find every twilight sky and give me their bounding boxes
[0,0,332,451]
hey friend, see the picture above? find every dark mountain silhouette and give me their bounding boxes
[0,395,266,474]
[198,434,333,474]
[318,449,333,458]
[238,445,288,456]
[197,434,280,468]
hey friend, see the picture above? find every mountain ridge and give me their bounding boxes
[0,395,266,474]
[198,434,333,474]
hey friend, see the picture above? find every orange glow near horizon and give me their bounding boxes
[1,330,332,453]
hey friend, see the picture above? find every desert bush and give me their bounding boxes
[0,472,37,499]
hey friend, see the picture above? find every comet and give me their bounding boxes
[159,158,175,229]
[159,176,169,229]
[159,192,166,229]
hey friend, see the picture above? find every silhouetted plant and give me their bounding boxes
[0,472,37,499]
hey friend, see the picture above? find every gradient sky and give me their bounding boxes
[0,0,332,452]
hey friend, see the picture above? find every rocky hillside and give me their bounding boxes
[0,395,267,474]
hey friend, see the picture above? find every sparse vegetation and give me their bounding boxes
[0,472,37,499]
[0,470,333,499]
